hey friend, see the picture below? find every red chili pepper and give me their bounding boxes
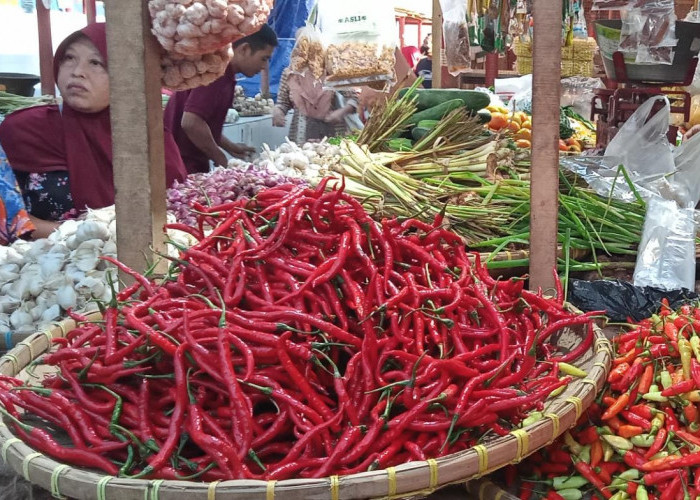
[575,460,612,498]
[577,425,600,445]
[661,379,696,397]
[620,410,652,431]
[645,427,668,460]
[644,469,679,486]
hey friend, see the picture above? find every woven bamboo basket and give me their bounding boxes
[0,308,612,500]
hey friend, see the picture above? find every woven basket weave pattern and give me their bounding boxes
[0,311,611,499]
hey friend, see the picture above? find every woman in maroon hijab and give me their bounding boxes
[0,23,187,239]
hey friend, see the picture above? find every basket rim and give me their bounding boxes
[0,308,612,500]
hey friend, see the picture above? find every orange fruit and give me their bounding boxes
[559,140,568,151]
[521,120,532,130]
[565,138,580,147]
[488,113,508,131]
[505,120,521,133]
[515,139,531,149]
[567,144,582,153]
[515,128,532,141]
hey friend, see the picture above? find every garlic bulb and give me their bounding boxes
[150,0,273,57]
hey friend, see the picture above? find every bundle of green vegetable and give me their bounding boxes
[0,91,56,115]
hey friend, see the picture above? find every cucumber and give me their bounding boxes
[416,120,440,129]
[475,109,491,124]
[408,99,464,125]
[386,138,413,152]
[411,127,431,142]
[398,88,491,112]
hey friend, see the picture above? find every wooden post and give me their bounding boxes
[261,60,270,98]
[104,0,168,279]
[85,0,97,24]
[529,0,562,294]
[398,16,406,48]
[417,20,422,48]
[37,0,55,96]
[484,52,499,87]
[431,0,443,89]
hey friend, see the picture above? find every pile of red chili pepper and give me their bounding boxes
[0,181,595,481]
[499,299,700,500]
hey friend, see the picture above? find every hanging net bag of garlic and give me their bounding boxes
[149,0,273,91]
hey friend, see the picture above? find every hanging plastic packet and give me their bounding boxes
[618,8,643,54]
[316,0,396,88]
[439,0,472,75]
[635,0,678,65]
[289,24,325,80]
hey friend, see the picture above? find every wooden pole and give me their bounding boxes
[417,20,422,48]
[529,0,562,294]
[431,0,442,89]
[484,52,499,87]
[37,0,55,96]
[261,60,270,98]
[104,0,168,280]
[85,0,97,24]
[398,16,406,48]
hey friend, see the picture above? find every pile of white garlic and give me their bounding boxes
[228,139,340,182]
[149,0,273,57]
[0,208,117,336]
[232,86,274,116]
[0,208,197,336]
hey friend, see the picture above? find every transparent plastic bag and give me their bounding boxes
[604,95,675,184]
[316,0,396,88]
[619,8,643,54]
[439,0,471,76]
[633,197,697,291]
[289,24,325,80]
[636,4,678,65]
[672,131,700,207]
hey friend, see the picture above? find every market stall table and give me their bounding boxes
[222,113,291,154]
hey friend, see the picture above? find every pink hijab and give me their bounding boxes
[0,23,187,212]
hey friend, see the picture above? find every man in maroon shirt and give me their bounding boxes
[164,25,278,174]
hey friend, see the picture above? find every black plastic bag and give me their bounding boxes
[568,279,698,322]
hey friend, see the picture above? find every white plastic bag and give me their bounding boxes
[316,0,396,87]
[604,96,675,184]
[633,197,697,291]
[439,0,471,76]
[672,131,700,207]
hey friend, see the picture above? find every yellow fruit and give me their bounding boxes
[521,120,532,130]
[515,139,531,148]
[515,128,532,141]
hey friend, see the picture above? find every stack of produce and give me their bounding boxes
[232,85,274,116]
[148,0,273,90]
[0,209,196,336]
[0,91,56,116]
[0,209,117,336]
[485,104,592,152]
[498,300,700,500]
[167,163,307,227]
[0,182,595,481]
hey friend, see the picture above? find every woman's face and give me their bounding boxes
[57,37,109,113]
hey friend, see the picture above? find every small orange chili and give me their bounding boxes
[590,438,604,468]
[601,392,630,421]
[617,424,643,438]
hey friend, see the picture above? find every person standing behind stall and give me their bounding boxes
[0,23,187,239]
[164,25,278,174]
